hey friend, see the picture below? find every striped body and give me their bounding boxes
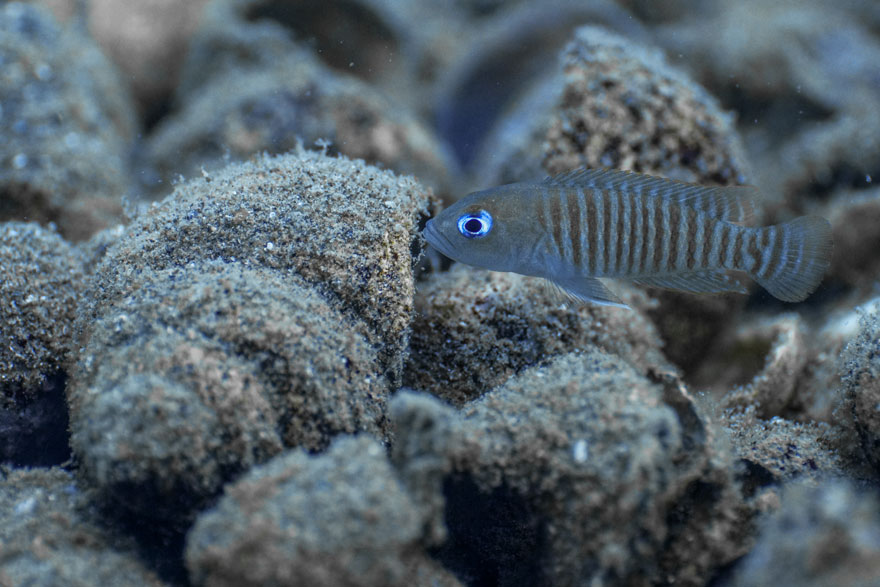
[536,184,771,280]
[423,168,832,306]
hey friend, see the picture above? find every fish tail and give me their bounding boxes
[751,216,832,302]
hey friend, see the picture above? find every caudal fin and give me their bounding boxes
[752,216,832,302]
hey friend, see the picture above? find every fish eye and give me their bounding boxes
[457,210,493,239]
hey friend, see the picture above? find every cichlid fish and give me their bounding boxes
[423,168,832,307]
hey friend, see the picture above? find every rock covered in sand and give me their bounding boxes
[398,351,749,585]
[840,306,880,473]
[405,263,671,405]
[658,0,880,210]
[68,149,434,519]
[474,24,750,188]
[730,479,880,586]
[141,0,456,199]
[0,2,135,241]
[185,435,461,587]
[0,467,163,586]
[0,222,85,391]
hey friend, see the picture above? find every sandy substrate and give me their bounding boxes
[3,1,880,585]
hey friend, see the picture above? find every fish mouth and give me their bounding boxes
[422,219,458,261]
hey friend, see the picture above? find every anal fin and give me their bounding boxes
[632,270,748,295]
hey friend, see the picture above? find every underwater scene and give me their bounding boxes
[2,0,880,585]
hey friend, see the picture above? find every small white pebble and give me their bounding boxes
[35,63,52,80]
[265,241,274,251]
[14,496,37,516]
[12,153,28,169]
[572,439,589,463]
[114,314,128,333]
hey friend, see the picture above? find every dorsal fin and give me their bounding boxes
[543,167,757,225]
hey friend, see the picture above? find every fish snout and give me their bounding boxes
[422,218,456,260]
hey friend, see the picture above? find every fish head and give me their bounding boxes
[423,185,536,273]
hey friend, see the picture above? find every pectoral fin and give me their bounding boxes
[547,276,630,308]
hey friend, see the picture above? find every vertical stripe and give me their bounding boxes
[575,186,590,275]
[745,230,762,273]
[567,189,583,270]
[577,188,589,272]
[594,189,605,275]
[660,200,673,272]
[687,208,700,270]
[626,192,638,275]
[770,225,791,279]
[535,190,547,232]
[639,193,652,274]
[699,216,713,267]
[586,189,598,275]
[721,224,735,268]
[607,190,619,275]
[602,190,614,275]
[733,229,745,268]
[708,220,724,267]
[536,191,551,267]
[669,202,684,271]
[755,226,773,276]
[618,190,631,275]
[706,195,719,219]
[652,196,665,272]
[759,226,782,279]
[548,187,565,258]
[556,189,572,264]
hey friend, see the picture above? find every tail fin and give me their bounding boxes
[752,216,832,302]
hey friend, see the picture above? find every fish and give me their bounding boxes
[422,168,833,307]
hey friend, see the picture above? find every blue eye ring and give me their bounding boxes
[457,210,493,238]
